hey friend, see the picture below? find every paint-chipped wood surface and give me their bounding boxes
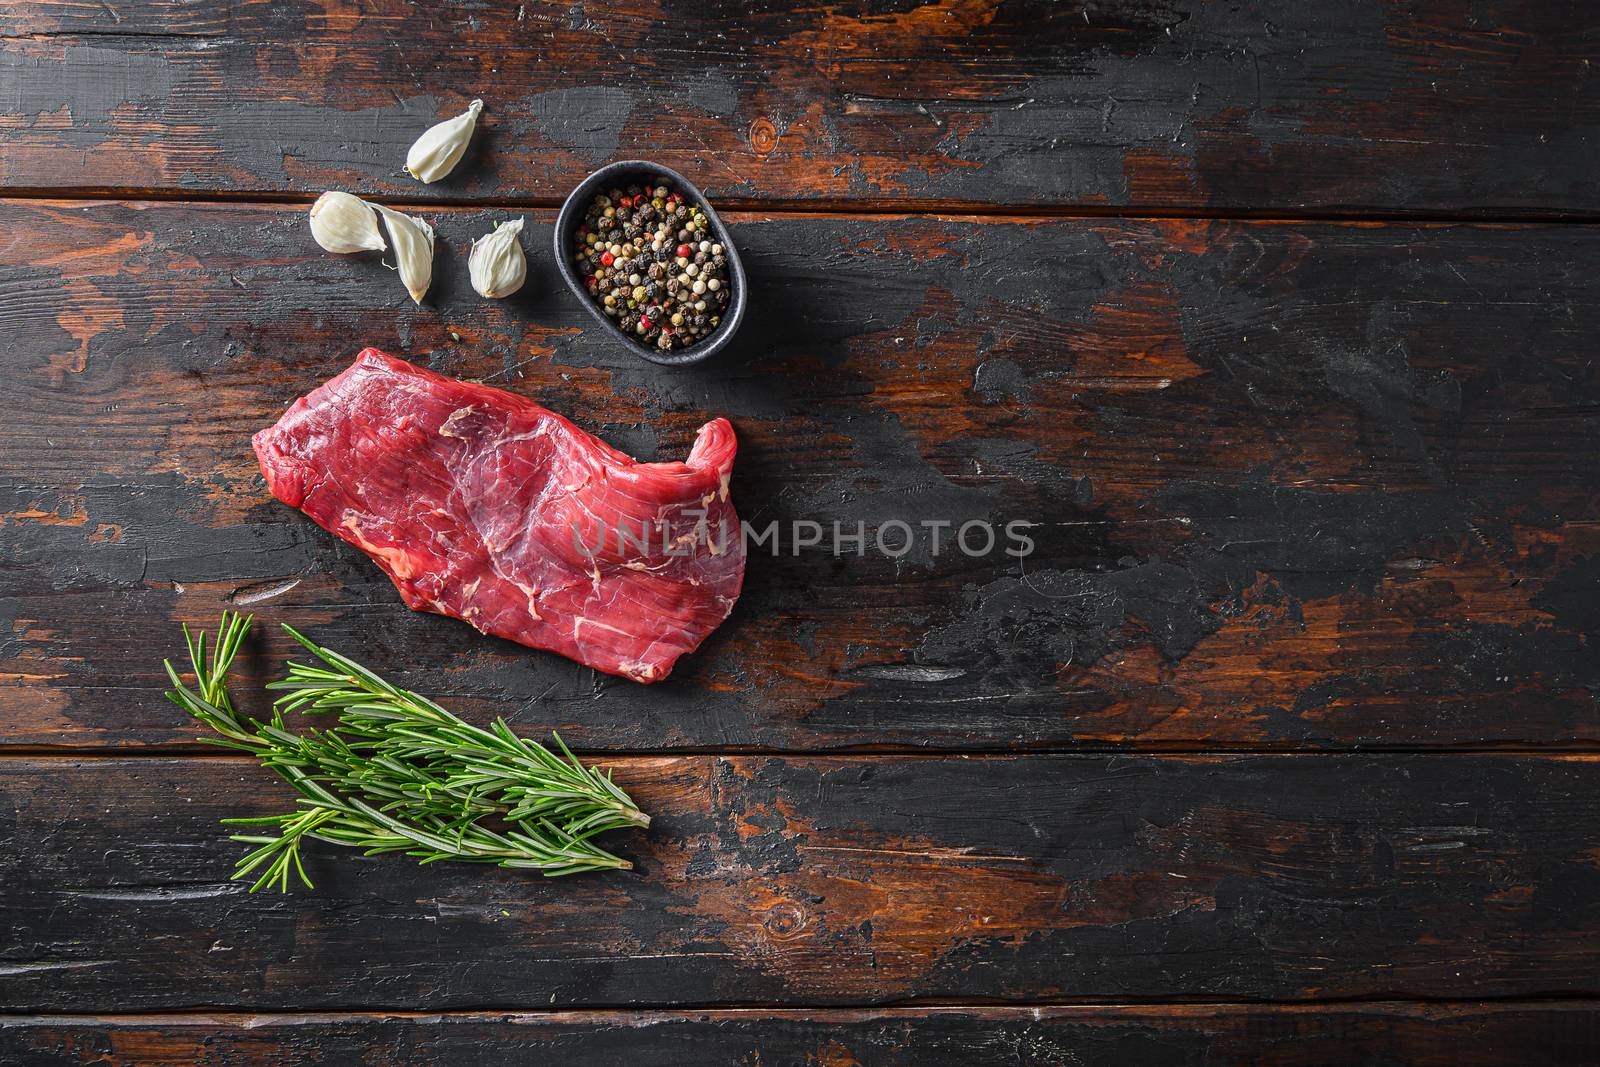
[2,1,1599,1063]
[5,755,1600,1009]
[5,1004,1600,1067]
[0,1,1597,213]
[5,203,1599,752]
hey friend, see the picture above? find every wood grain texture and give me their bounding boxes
[5,1003,1599,1066]
[3,755,1598,1010]
[3,201,1599,751]
[4,0,1597,1054]
[1,1,1596,213]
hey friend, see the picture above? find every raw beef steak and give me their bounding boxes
[252,348,745,683]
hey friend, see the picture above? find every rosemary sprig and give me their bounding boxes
[163,613,648,891]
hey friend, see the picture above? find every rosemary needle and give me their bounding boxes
[164,612,648,892]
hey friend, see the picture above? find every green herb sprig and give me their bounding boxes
[164,612,648,892]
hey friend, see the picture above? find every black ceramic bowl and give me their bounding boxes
[554,160,747,367]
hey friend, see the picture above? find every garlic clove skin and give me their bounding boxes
[468,217,527,299]
[309,191,386,253]
[373,204,435,305]
[405,99,483,184]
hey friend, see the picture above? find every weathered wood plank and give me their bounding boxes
[1,1,1596,212]
[3,201,1599,750]
[5,1003,1599,1066]
[2,755,1598,1009]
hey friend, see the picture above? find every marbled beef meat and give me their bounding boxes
[252,348,744,683]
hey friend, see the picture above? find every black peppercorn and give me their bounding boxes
[577,181,731,350]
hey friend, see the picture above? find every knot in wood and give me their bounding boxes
[764,902,807,938]
[749,117,778,156]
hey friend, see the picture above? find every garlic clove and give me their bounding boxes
[373,204,435,305]
[405,99,483,184]
[468,217,527,299]
[309,191,386,253]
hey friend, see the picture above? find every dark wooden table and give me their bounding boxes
[3,2,1599,1064]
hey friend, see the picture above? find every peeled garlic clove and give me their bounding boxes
[405,99,483,184]
[373,204,435,305]
[308,191,386,253]
[468,217,527,299]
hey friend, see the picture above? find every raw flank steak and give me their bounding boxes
[252,348,745,682]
